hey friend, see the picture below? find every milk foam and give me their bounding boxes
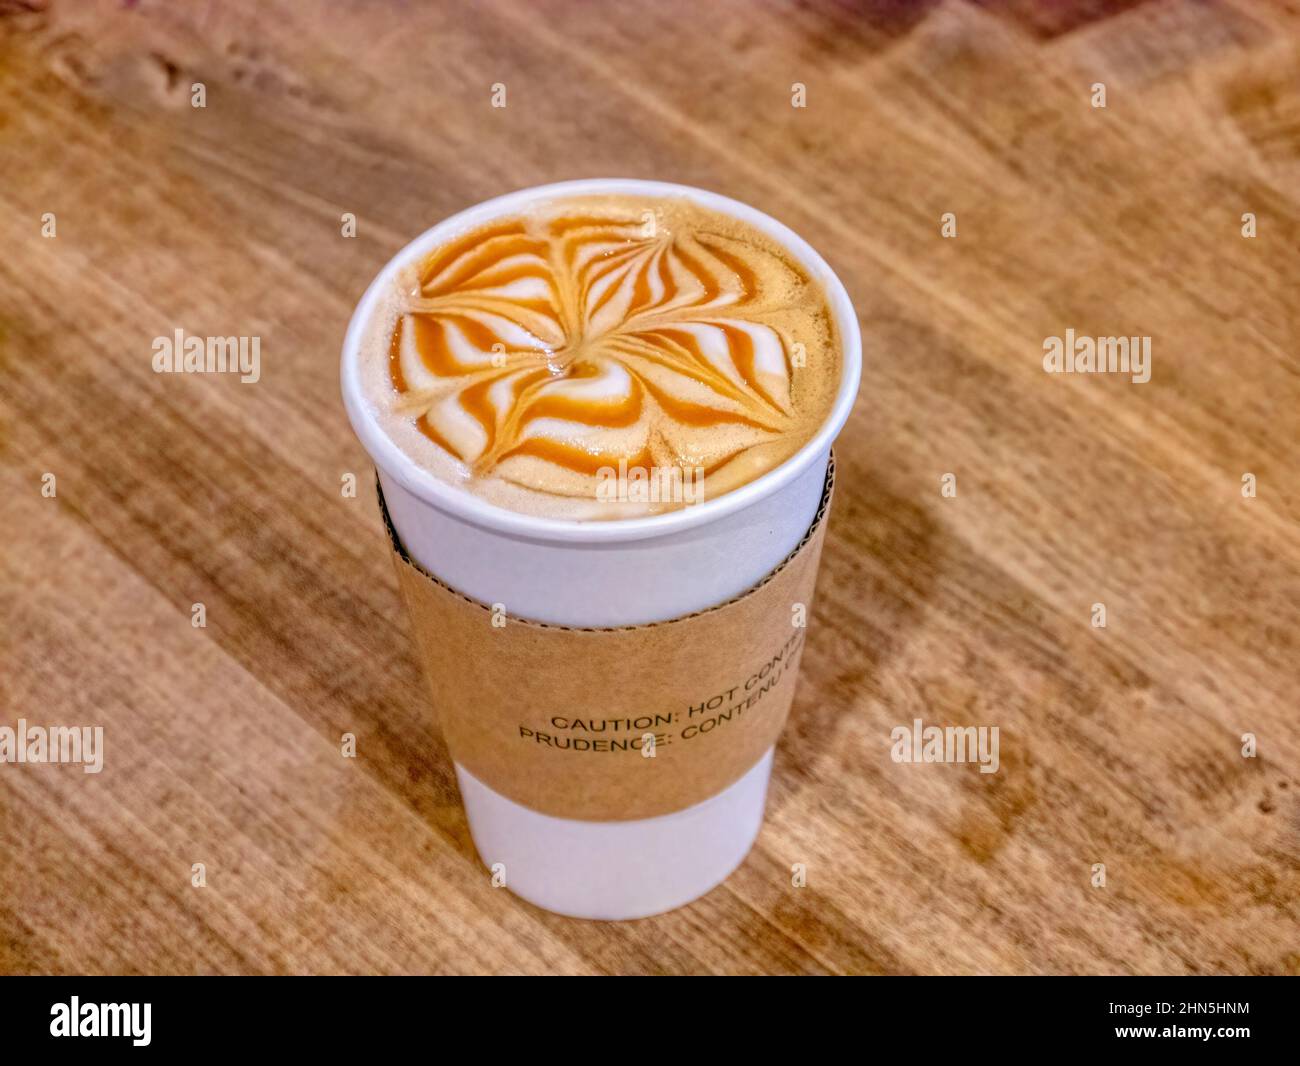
[360,195,841,519]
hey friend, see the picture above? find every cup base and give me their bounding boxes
[455,748,774,920]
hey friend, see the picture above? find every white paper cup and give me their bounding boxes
[342,179,860,919]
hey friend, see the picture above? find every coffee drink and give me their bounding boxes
[342,180,861,919]
[360,194,841,519]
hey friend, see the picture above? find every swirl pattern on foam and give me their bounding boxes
[375,195,839,518]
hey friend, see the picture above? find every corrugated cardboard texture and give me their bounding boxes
[382,460,834,821]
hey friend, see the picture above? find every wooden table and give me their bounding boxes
[2,0,1297,975]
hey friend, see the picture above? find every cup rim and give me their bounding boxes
[340,178,861,545]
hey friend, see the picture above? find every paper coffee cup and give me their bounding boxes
[341,179,861,919]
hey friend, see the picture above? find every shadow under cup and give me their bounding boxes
[341,179,861,919]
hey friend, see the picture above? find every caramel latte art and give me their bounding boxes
[361,195,841,519]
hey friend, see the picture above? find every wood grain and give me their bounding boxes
[2,0,1297,975]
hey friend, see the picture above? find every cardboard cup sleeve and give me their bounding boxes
[381,458,835,822]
